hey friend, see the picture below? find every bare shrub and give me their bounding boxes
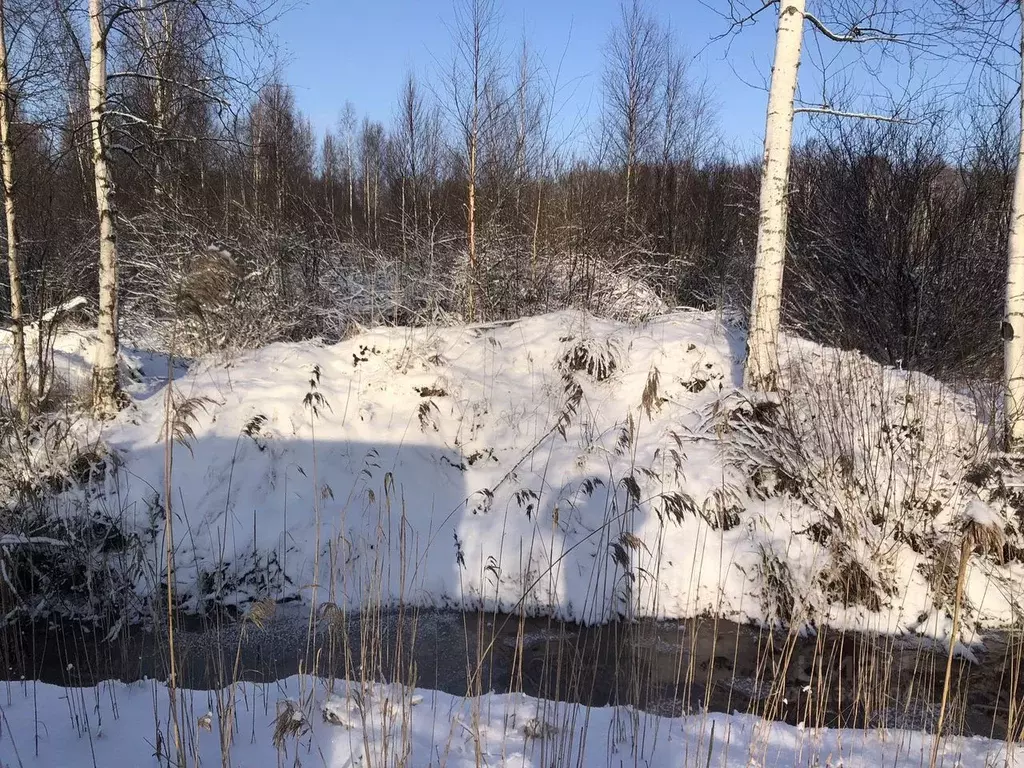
[718,340,996,624]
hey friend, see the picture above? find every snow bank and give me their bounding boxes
[8,310,1024,638]
[0,676,1011,768]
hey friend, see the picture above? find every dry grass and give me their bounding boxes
[3,327,1024,768]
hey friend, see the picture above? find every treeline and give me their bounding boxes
[0,0,1015,392]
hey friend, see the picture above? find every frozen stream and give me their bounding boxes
[1,608,1016,739]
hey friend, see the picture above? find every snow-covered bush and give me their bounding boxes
[716,339,1007,626]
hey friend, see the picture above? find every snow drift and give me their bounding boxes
[3,309,1023,641]
[2,675,1013,768]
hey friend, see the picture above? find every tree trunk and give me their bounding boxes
[1005,0,1024,451]
[0,0,27,424]
[347,148,354,236]
[531,180,542,278]
[88,0,121,417]
[743,0,805,392]
[137,0,166,198]
[372,166,379,245]
[400,177,407,263]
[624,140,634,232]
[467,131,477,321]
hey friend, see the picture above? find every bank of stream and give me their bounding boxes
[1,608,1018,740]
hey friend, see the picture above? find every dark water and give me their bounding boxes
[1,607,1018,739]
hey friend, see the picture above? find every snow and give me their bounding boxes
[963,499,1003,530]
[40,296,89,324]
[3,309,1022,640]
[0,534,68,547]
[0,676,1012,768]
[4,308,1024,765]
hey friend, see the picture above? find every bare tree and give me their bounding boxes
[602,0,664,232]
[248,81,315,221]
[359,116,383,244]
[444,0,504,320]
[397,73,426,245]
[514,36,549,273]
[655,31,713,256]
[339,100,357,236]
[321,130,339,218]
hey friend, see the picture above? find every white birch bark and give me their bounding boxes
[88,0,121,417]
[0,0,27,424]
[743,0,806,392]
[1004,1,1024,450]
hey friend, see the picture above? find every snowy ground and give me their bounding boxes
[4,309,1024,766]
[3,309,1022,642]
[0,675,1014,768]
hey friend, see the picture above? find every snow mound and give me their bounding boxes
[11,310,1024,638]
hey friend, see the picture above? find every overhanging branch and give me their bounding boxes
[802,11,899,43]
[794,105,913,123]
[108,72,230,108]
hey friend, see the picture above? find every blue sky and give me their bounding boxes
[273,1,971,159]
[273,0,780,158]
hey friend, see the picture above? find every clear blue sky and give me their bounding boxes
[273,0,780,158]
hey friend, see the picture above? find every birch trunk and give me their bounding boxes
[1005,1,1024,451]
[347,145,354,235]
[467,129,477,321]
[743,0,805,392]
[88,0,121,417]
[0,0,27,424]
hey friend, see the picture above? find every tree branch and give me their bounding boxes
[728,1,778,32]
[802,11,899,43]
[108,72,230,107]
[794,105,913,123]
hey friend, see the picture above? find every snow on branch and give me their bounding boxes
[107,72,230,107]
[801,11,899,44]
[793,105,914,123]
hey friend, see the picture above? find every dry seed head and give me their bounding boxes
[962,518,1005,559]
[959,500,1006,559]
[641,366,662,419]
[319,601,347,630]
[272,699,308,748]
[246,598,277,630]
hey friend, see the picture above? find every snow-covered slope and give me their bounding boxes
[0,676,1011,768]
[7,310,1023,639]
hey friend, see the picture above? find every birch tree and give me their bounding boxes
[66,0,277,415]
[602,0,664,233]
[0,0,26,423]
[737,0,916,391]
[944,0,1024,450]
[445,0,504,321]
[1002,2,1024,450]
[88,0,121,417]
[744,0,806,392]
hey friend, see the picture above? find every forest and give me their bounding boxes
[0,1,1016,396]
[4,2,1024,767]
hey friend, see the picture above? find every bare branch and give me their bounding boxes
[107,71,230,107]
[794,104,914,123]
[801,11,898,44]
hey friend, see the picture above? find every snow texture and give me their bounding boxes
[4,309,1023,640]
[0,676,1012,768]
